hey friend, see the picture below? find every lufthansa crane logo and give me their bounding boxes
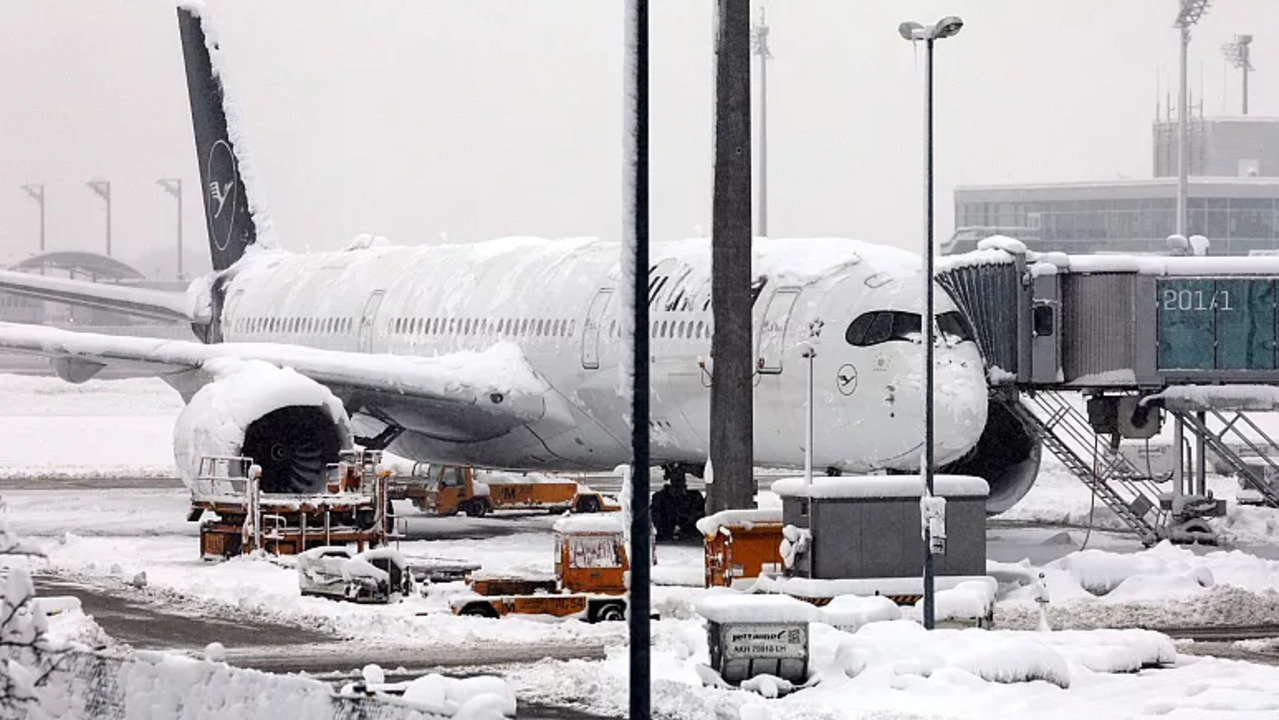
[206,139,239,253]
[836,363,858,396]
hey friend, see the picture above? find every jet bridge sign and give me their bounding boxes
[1157,278,1276,371]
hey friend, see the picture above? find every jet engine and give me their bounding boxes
[940,397,1042,515]
[173,360,354,493]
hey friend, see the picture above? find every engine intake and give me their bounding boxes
[174,360,353,494]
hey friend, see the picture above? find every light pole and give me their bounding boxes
[20,184,45,253]
[1175,1,1210,237]
[1221,34,1254,116]
[752,6,772,238]
[899,14,963,632]
[158,178,184,279]
[86,180,112,256]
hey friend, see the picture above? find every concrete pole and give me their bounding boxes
[709,0,755,514]
[1177,25,1189,237]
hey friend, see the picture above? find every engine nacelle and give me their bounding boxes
[173,360,354,494]
[940,397,1042,515]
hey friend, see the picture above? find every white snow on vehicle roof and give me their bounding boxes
[770,474,989,499]
[552,514,624,535]
[694,508,782,538]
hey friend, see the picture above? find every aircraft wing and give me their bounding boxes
[0,322,549,436]
[0,269,194,323]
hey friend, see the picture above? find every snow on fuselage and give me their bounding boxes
[217,237,988,472]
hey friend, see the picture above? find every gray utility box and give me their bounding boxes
[773,475,988,580]
[697,594,816,686]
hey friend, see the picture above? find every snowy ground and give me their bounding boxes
[8,374,1279,718]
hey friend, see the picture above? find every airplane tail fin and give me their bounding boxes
[177,7,257,272]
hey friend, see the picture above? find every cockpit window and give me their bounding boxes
[846,311,922,346]
[845,310,975,347]
[937,311,976,344]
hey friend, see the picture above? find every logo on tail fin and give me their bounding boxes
[206,139,239,253]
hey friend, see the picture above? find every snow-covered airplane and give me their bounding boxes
[0,8,1040,512]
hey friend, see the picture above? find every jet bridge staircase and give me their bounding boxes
[939,242,1279,545]
[1010,390,1164,546]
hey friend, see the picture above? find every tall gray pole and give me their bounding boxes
[1242,42,1250,115]
[159,178,184,278]
[753,8,771,238]
[1177,25,1189,236]
[624,1,650,717]
[922,35,937,632]
[87,181,112,257]
[20,184,44,253]
[709,0,755,514]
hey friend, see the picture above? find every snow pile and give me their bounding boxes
[172,358,353,487]
[552,514,623,535]
[904,580,994,624]
[818,595,901,632]
[778,526,810,569]
[695,508,781,538]
[398,673,517,718]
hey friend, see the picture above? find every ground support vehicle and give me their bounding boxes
[189,451,389,560]
[698,508,785,588]
[449,515,629,622]
[388,464,618,517]
[297,546,412,604]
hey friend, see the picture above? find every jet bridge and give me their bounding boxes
[938,241,1279,545]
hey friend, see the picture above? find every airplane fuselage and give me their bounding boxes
[217,236,989,473]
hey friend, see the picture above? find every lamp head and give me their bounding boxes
[898,21,925,41]
[934,16,964,39]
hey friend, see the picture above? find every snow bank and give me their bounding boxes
[31,648,447,719]
[398,673,517,718]
[771,475,989,499]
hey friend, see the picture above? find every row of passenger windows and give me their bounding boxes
[845,311,976,347]
[389,316,578,338]
[233,316,354,335]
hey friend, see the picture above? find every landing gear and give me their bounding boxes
[651,464,705,543]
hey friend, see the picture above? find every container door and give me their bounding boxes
[581,288,613,370]
[1030,274,1061,384]
[358,290,386,353]
[756,287,801,374]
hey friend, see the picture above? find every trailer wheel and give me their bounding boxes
[576,495,601,514]
[462,499,489,518]
[593,602,626,623]
[458,602,499,618]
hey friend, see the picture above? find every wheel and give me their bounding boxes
[459,602,499,618]
[576,495,601,514]
[463,499,489,518]
[594,602,626,623]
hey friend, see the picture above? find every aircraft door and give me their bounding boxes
[581,288,614,370]
[756,287,801,374]
[359,290,386,353]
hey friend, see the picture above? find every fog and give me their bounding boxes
[0,1,1276,278]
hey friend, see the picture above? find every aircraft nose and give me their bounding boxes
[932,353,988,459]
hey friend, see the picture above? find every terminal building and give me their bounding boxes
[950,116,1279,256]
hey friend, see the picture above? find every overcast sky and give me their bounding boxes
[1,0,1276,278]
